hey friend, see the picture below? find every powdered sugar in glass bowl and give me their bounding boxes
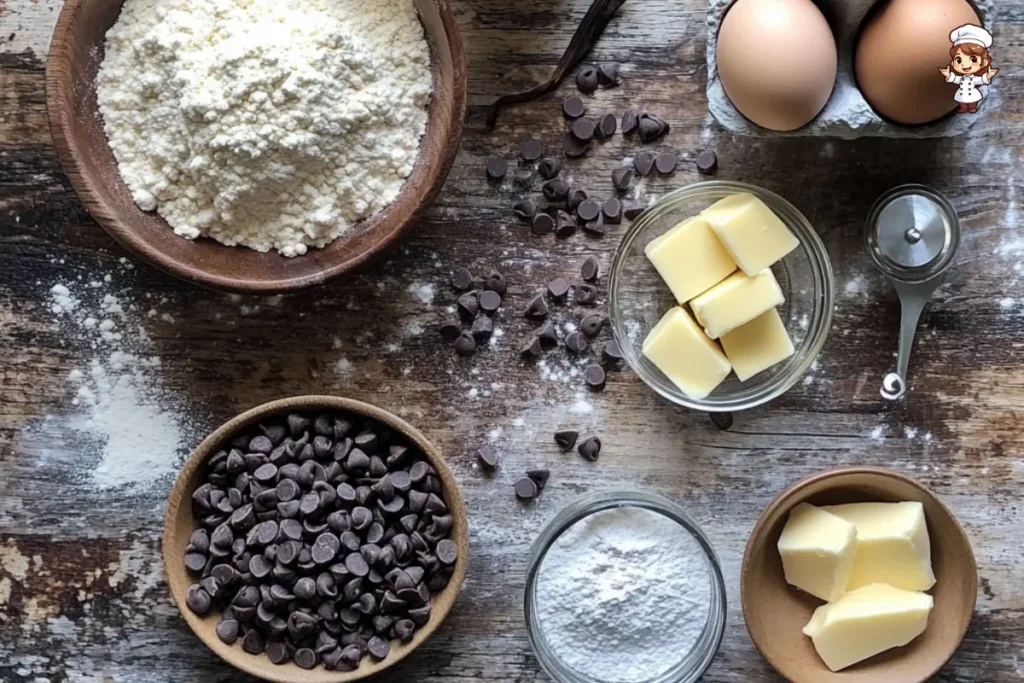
[524,491,727,683]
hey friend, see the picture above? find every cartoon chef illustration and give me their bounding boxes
[939,24,999,114]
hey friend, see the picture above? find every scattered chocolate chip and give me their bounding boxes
[583,214,606,236]
[555,211,576,239]
[584,364,607,390]
[542,179,570,203]
[479,290,501,314]
[526,469,550,491]
[538,157,562,180]
[457,292,479,320]
[477,446,499,470]
[525,294,549,319]
[513,199,537,223]
[486,158,507,180]
[597,113,617,139]
[624,205,645,221]
[709,412,734,431]
[471,315,494,342]
[514,477,539,501]
[520,336,543,359]
[565,331,588,353]
[454,332,477,357]
[532,213,555,236]
[571,117,595,142]
[547,278,570,300]
[513,168,534,189]
[622,109,639,135]
[575,66,599,94]
[696,150,718,175]
[578,437,602,462]
[597,62,620,86]
[638,114,670,142]
[566,190,587,213]
[655,152,677,174]
[521,139,543,162]
[576,199,601,223]
[575,283,598,305]
[602,340,624,366]
[535,321,559,348]
[581,256,600,283]
[612,167,634,192]
[633,152,654,176]
[580,314,604,338]
[563,96,586,119]
[451,267,473,291]
[564,135,590,159]
[554,430,579,452]
[485,271,507,295]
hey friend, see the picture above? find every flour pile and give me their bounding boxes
[96,0,432,256]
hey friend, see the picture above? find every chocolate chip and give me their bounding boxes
[580,314,604,338]
[563,96,586,119]
[565,331,588,353]
[266,641,289,665]
[696,150,718,175]
[576,199,600,223]
[216,618,239,644]
[526,469,550,490]
[655,152,677,174]
[567,189,588,212]
[513,199,537,223]
[535,321,559,348]
[457,291,479,320]
[602,339,624,366]
[486,158,507,180]
[520,336,543,359]
[532,212,555,236]
[439,322,461,343]
[597,113,617,139]
[622,109,639,134]
[185,552,207,574]
[436,539,458,566]
[450,268,474,293]
[573,284,596,306]
[555,211,576,239]
[454,333,477,357]
[578,437,602,462]
[241,628,266,654]
[394,619,416,642]
[479,290,501,314]
[710,412,734,431]
[638,114,670,142]
[538,157,562,180]
[186,584,212,615]
[294,648,317,670]
[542,178,570,203]
[585,364,607,390]
[581,257,600,283]
[525,294,549,319]
[547,278,570,300]
[633,152,654,176]
[514,477,539,501]
[597,62,620,86]
[571,118,595,142]
[520,139,543,161]
[484,270,507,295]
[624,205,645,221]
[612,167,634,192]
[563,132,590,158]
[602,198,623,224]
[583,214,605,236]
[368,635,391,660]
[554,430,578,452]
[575,66,599,94]
[471,316,493,342]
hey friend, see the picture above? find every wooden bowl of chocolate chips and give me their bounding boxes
[163,396,469,682]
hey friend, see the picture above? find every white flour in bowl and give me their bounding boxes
[534,506,712,682]
[96,0,432,257]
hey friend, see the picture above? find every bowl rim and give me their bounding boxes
[607,180,835,413]
[740,466,979,683]
[45,0,467,294]
[161,395,470,683]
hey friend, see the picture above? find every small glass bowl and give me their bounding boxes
[608,181,834,413]
[524,491,727,683]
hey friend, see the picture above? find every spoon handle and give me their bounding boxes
[881,280,935,401]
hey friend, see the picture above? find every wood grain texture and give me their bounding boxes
[2,0,1024,681]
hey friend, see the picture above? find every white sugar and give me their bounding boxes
[407,281,435,305]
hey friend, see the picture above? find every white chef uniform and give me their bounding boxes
[946,24,994,104]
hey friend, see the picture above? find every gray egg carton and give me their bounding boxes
[706,0,994,138]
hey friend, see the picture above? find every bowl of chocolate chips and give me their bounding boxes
[163,396,468,682]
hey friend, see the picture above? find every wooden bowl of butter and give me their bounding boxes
[742,467,977,683]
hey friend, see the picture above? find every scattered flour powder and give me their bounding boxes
[535,507,712,682]
[96,0,432,256]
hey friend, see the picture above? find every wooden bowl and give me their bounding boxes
[46,0,466,293]
[163,396,469,683]
[742,467,977,683]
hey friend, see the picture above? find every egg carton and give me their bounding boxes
[705,0,994,138]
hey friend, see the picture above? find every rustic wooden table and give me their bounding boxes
[1,0,1022,681]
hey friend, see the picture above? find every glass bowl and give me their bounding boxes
[608,181,834,413]
[524,491,727,683]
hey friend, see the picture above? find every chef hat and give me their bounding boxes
[950,24,993,49]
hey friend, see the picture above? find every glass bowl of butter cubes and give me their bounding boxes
[608,181,834,412]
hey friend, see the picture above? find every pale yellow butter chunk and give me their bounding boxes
[690,270,784,339]
[777,503,858,602]
[641,307,731,400]
[701,193,799,275]
[644,217,737,304]
[822,502,936,592]
[720,309,795,381]
[803,583,934,672]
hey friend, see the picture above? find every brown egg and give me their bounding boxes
[856,0,980,125]
[717,0,837,132]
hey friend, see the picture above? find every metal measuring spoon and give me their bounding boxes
[865,185,960,401]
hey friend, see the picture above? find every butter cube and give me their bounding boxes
[690,270,785,339]
[822,502,936,592]
[777,503,857,602]
[701,193,799,276]
[644,217,737,304]
[803,583,934,672]
[641,307,731,400]
[720,309,795,381]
